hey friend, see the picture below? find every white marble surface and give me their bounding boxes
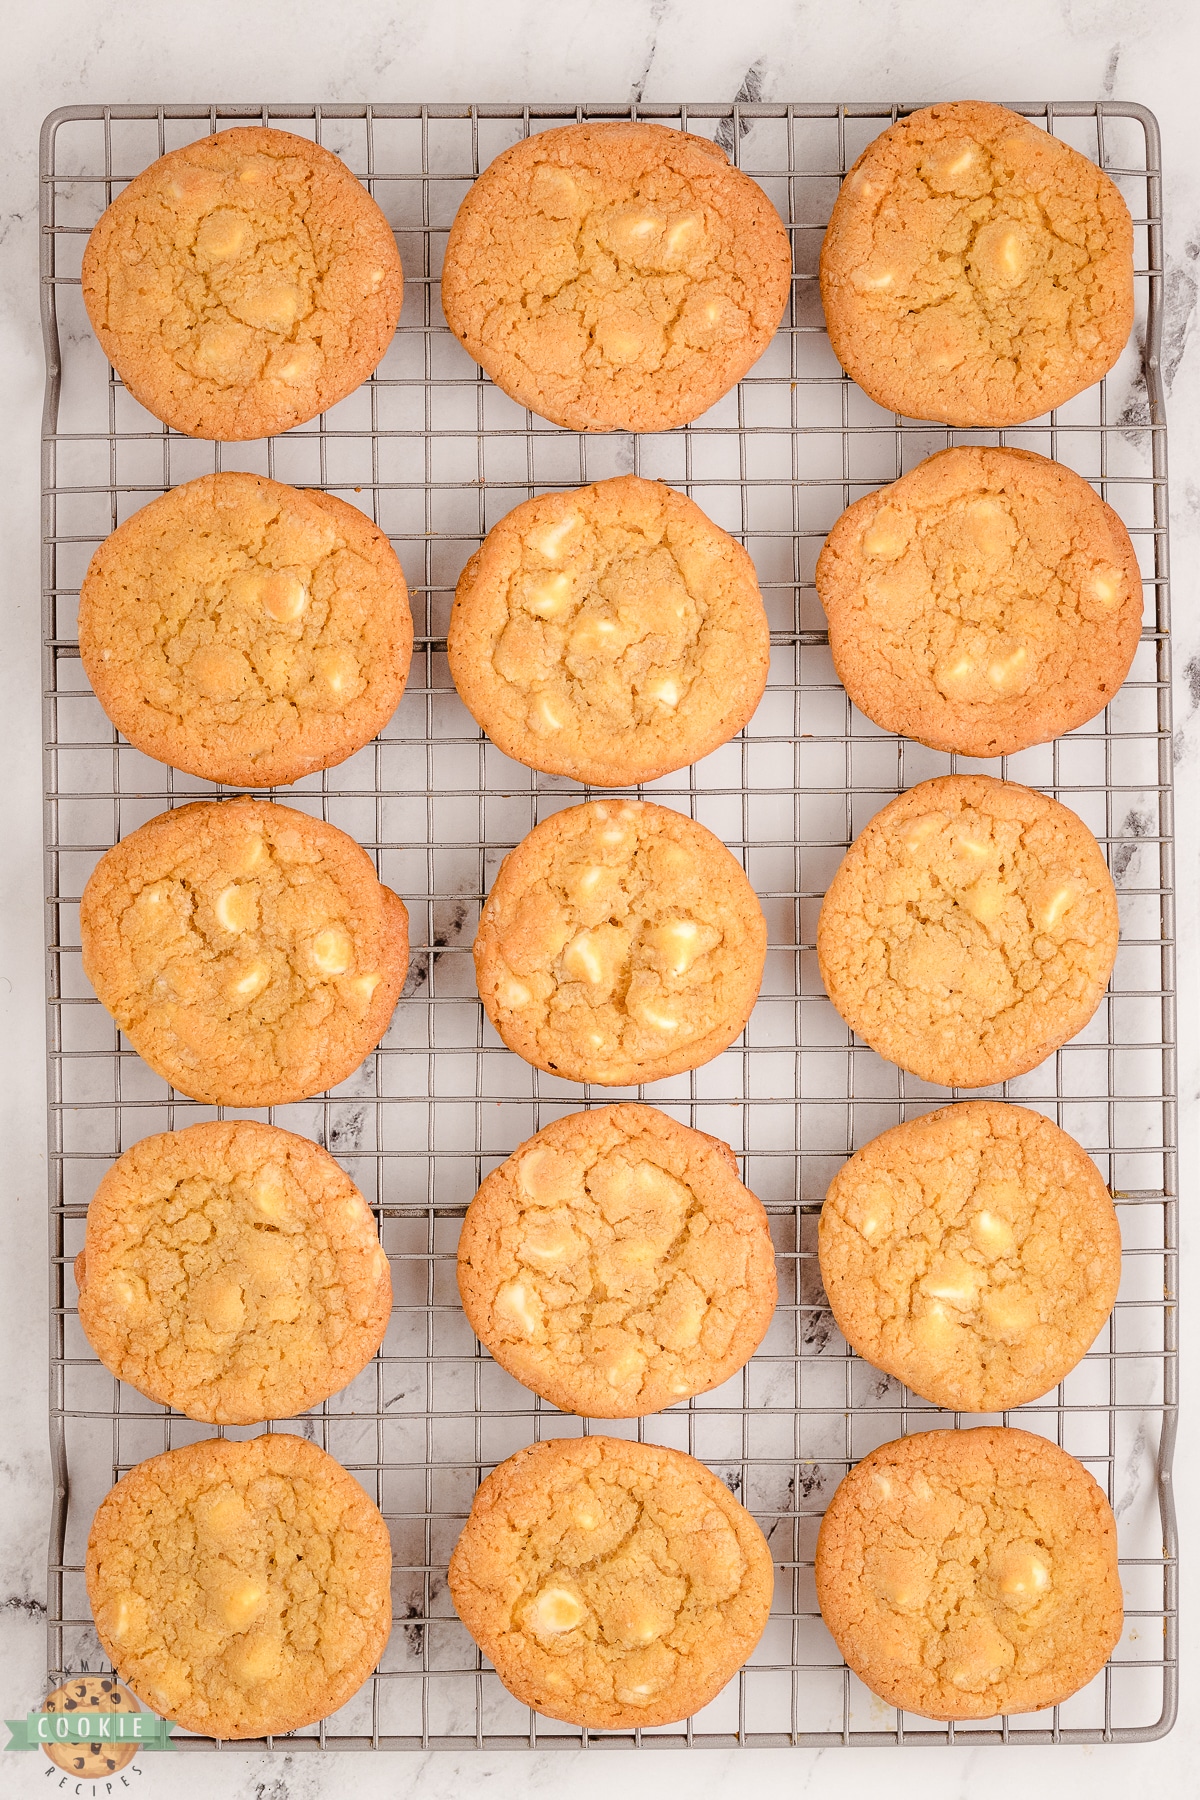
[1,2,1197,1795]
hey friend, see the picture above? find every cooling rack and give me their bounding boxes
[39,98,1177,1748]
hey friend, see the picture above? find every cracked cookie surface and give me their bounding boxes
[82,126,403,440]
[474,800,767,1086]
[815,1427,1122,1719]
[819,102,1133,426]
[819,1101,1120,1412]
[448,1434,774,1728]
[816,447,1142,757]
[441,122,792,433]
[458,1105,776,1416]
[448,476,770,785]
[80,797,408,1106]
[816,775,1118,1088]
[86,1434,392,1738]
[79,473,413,787]
[76,1120,392,1424]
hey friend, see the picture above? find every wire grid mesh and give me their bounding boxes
[39,99,1177,1750]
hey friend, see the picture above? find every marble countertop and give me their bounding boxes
[2,2,1196,1795]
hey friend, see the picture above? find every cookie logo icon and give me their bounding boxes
[40,1676,142,1775]
[5,1673,174,1767]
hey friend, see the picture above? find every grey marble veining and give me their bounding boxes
[1,3,1196,1795]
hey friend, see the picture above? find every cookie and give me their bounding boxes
[441,122,792,433]
[474,799,767,1086]
[81,126,403,440]
[76,1120,392,1424]
[820,102,1133,426]
[86,1434,392,1738]
[816,775,1118,1088]
[818,1100,1121,1412]
[79,797,408,1106]
[78,474,413,788]
[448,1434,774,1728]
[815,1426,1123,1719]
[816,447,1142,757]
[448,476,770,786]
[458,1104,776,1416]
[40,1676,142,1776]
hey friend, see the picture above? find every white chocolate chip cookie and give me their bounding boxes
[448,476,770,786]
[80,797,408,1106]
[815,1427,1122,1719]
[448,1435,775,1728]
[442,123,792,433]
[76,1120,392,1424]
[816,447,1142,757]
[816,775,1118,1088]
[820,102,1133,426]
[474,800,767,1085]
[87,1434,392,1737]
[819,1100,1120,1411]
[458,1104,776,1415]
[79,474,412,787]
[82,126,403,440]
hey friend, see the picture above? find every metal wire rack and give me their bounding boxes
[39,98,1177,1750]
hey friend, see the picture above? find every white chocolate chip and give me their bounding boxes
[527,515,578,563]
[528,1586,585,1635]
[987,644,1028,690]
[666,214,701,254]
[229,960,269,1000]
[215,883,257,934]
[495,1280,541,1336]
[896,812,946,853]
[997,1549,1052,1600]
[528,691,567,733]
[220,1578,267,1630]
[569,615,619,657]
[957,878,1006,926]
[970,1209,1016,1258]
[526,571,573,618]
[311,926,353,976]
[252,1167,286,1218]
[645,672,681,708]
[1037,884,1079,931]
[261,570,308,622]
[645,917,701,974]
[921,1262,981,1308]
[1091,569,1123,607]
[195,210,249,261]
[496,967,533,1008]
[605,1343,646,1387]
[861,507,909,560]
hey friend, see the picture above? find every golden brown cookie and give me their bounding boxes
[458,1104,776,1416]
[82,126,403,440]
[820,102,1133,426]
[816,775,1118,1088]
[448,1435,774,1727]
[816,447,1142,757]
[441,122,792,433]
[79,474,413,788]
[86,1434,392,1738]
[815,1427,1122,1719]
[448,476,770,786]
[818,1101,1120,1411]
[76,1121,392,1424]
[80,797,408,1107]
[474,799,767,1086]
